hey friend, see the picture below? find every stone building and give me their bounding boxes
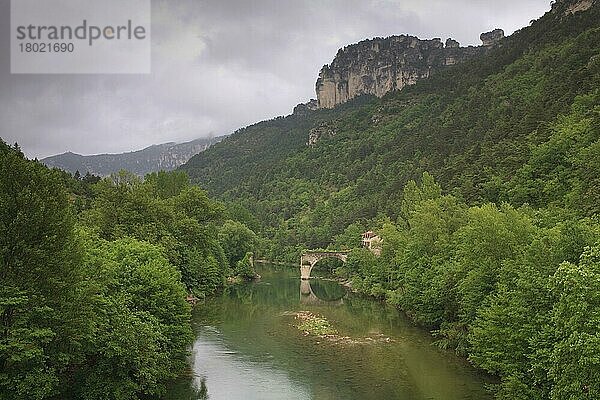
[362,231,382,256]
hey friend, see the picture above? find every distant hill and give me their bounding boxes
[42,136,225,176]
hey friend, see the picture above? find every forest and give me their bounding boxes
[0,141,258,399]
[339,172,600,399]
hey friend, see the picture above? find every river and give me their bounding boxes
[167,264,492,400]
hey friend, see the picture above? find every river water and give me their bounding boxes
[167,265,492,400]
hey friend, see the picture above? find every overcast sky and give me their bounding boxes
[0,0,551,159]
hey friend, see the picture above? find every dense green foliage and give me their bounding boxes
[0,144,257,399]
[179,3,600,398]
[218,220,258,269]
[342,173,600,398]
[2,1,599,398]
[235,252,256,281]
[71,235,193,400]
[79,170,230,295]
[1,141,83,399]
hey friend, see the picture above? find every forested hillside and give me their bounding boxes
[181,0,599,258]
[180,1,600,398]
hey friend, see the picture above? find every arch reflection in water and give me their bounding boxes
[299,279,345,306]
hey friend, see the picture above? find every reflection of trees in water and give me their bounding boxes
[165,376,209,400]
[178,267,491,400]
[191,377,209,400]
[229,270,300,306]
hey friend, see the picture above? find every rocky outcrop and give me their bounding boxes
[307,122,337,146]
[480,29,505,46]
[550,0,595,15]
[293,99,318,116]
[564,0,594,14]
[315,32,502,109]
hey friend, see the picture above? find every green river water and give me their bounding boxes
[167,264,492,400]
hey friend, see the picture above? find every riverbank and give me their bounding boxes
[254,258,296,266]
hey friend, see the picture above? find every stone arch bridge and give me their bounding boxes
[300,250,349,280]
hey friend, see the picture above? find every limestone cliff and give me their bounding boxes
[480,29,505,46]
[292,99,318,116]
[315,32,502,109]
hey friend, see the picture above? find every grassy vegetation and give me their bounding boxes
[295,311,338,336]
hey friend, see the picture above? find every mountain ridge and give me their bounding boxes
[42,135,225,177]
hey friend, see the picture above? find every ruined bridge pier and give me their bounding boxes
[300,279,344,306]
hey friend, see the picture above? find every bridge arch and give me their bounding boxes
[300,251,349,280]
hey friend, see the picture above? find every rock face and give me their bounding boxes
[315,33,500,109]
[562,0,594,14]
[480,29,505,46]
[42,136,225,177]
[307,122,337,146]
[293,99,318,116]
